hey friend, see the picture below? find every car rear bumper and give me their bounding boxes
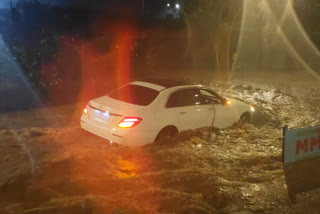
[80,114,154,146]
[80,115,125,144]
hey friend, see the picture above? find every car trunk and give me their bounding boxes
[87,96,143,128]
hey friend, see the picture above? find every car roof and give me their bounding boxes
[138,78,192,89]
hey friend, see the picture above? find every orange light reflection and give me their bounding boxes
[36,18,162,213]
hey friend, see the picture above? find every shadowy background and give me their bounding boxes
[0,0,319,112]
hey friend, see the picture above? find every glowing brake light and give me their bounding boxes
[83,105,88,115]
[118,117,142,128]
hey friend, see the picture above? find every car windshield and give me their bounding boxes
[108,84,159,106]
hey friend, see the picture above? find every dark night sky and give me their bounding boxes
[0,0,144,8]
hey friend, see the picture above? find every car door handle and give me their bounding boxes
[180,112,187,115]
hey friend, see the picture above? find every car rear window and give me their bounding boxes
[108,84,159,106]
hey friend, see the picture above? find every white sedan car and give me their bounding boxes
[80,79,254,146]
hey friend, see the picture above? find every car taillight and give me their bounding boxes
[117,117,142,128]
[83,105,88,115]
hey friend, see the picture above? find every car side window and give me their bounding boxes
[199,89,223,104]
[166,88,201,108]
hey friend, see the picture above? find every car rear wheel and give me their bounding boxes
[154,126,178,143]
[240,112,251,123]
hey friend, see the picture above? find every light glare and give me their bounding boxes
[250,105,255,112]
[117,117,142,128]
[123,118,139,122]
[118,122,134,128]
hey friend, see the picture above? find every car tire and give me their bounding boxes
[240,112,251,123]
[154,126,178,143]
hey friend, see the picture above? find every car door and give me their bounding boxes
[199,89,237,129]
[166,88,214,131]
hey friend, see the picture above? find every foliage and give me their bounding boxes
[181,0,243,80]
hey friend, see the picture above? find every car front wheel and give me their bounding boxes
[240,112,251,123]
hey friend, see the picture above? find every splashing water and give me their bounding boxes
[11,130,36,176]
[232,0,320,90]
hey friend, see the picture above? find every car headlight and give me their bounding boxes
[249,105,255,112]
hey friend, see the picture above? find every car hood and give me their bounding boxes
[228,98,251,112]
